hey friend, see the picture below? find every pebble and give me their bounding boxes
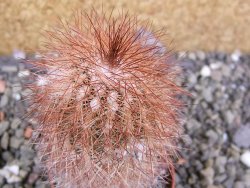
[240,151,250,168]
[210,61,222,70]
[200,65,211,77]
[10,136,23,149]
[0,95,9,107]
[10,118,21,129]
[201,167,214,185]
[231,50,242,62]
[233,125,250,148]
[24,127,33,139]
[215,156,227,173]
[202,87,213,103]
[20,145,35,160]
[15,128,24,138]
[13,50,26,60]
[1,132,9,149]
[223,110,235,125]
[0,121,9,136]
[0,165,21,183]
[1,65,18,72]
[0,80,6,93]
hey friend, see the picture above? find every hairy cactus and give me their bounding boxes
[28,10,185,188]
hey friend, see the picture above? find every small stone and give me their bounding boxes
[206,130,219,144]
[214,174,227,183]
[201,167,214,185]
[240,151,250,168]
[188,52,196,60]
[1,132,9,149]
[243,173,250,187]
[10,136,23,149]
[0,121,9,136]
[234,181,245,188]
[210,61,222,69]
[186,118,201,132]
[202,87,213,103]
[0,165,21,184]
[20,145,35,160]
[24,126,33,139]
[18,70,30,78]
[13,93,21,101]
[2,151,14,162]
[11,118,21,129]
[19,169,28,178]
[215,156,227,173]
[15,128,24,138]
[0,95,9,107]
[0,175,4,186]
[28,173,39,184]
[221,64,231,77]
[6,175,21,183]
[223,110,235,125]
[200,65,211,77]
[13,49,26,59]
[233,125,250,148]
[1,65,18,72]
[211,70,223,82]
[2,185,14,188]
[0,80,6,93]
[188,74,197,85]
[231,50,241,62]
[6,165,19,175]
[0,111,5,122]
[196,51,206,61]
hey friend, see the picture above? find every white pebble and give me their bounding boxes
[13,50,26,59]
[240,151,250,168]
[6,165,19,175]
[210,62,222,70]
[200,65,211,77]
[18,70,30,78]
[231,49,242,62]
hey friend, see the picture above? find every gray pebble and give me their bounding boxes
[202,87,213,103]
[0,95,9,107]
[1,132,9,150]
[20,145,35,160]
[234,181,245,188]
[233,125,250,148]
[15,128,24,138]
[205,130,219,145]
[2,151,14,162]
[186,118,201,132]
[215,156,227,173]
[11,118,21,129]
[1,65,18,72]
[223,110,235,125]
[0,175,4,187]
[201,167,214,185]
[0,121,9,136]
[10,136,24,149]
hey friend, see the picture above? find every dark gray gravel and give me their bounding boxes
[0,50,249,188]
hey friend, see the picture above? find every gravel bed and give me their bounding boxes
[0,50,249,188]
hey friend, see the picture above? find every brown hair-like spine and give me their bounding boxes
[28,10,186,188]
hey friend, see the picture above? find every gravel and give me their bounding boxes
[0,50,249,187]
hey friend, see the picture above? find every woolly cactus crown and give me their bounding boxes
[29,10,185,188]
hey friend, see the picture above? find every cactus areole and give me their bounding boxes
[28,10,186,188]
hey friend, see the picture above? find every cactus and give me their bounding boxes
[28,10,185,188]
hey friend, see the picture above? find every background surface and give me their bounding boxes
[0,0,249,54]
